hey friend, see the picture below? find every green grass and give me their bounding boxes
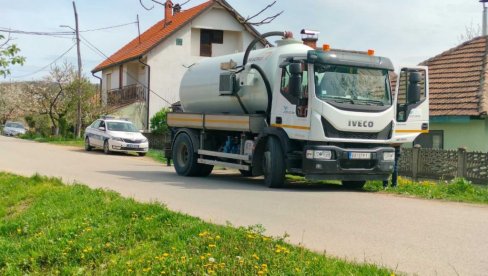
[0,172,392,275]
[365,177,488,204]
[147,149,168,164]
[20,134,84,147]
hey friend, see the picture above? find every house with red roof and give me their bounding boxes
[414,36,488,151]
[91,0,264,130]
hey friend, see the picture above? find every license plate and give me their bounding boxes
[126,144,139,148]
[348,152,371,160]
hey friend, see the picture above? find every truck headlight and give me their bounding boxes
[383,152,395,161]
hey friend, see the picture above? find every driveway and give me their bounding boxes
[1,135,487,275]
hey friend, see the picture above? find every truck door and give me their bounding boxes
[271,59,311,140]
[392,66,429,143]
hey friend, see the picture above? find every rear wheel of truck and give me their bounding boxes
[173,133,200,176]
[197,164,214,177]
[341,180,366,190]
[263,136,285,188]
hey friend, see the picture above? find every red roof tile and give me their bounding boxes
[420,36,488,117]
[92,1,214,72]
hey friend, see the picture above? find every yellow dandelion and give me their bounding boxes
[252,253,260,260]
[162,253,169,257]
[208,244,216,248]
[258,271,265,275]
[215,235,221,240]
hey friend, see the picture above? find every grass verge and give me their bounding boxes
[20,134,84,147]
[365,177,488,204]
[0,172,391,275]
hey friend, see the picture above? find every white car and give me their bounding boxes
[2,121,27,136]
[84,117,149,156]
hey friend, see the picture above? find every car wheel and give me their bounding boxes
[138,152,146,157]
[263,136,286,188]
[172,133,201,176]
[103,140,111,154]
[341,181,366,190]
[85,137,93,151]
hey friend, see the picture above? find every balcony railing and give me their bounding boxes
[107,84,146,107]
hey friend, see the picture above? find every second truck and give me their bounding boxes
[167,31,429,188]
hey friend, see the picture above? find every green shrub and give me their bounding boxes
[150,108,169,135]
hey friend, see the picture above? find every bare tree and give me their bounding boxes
[458,22,482,43]
[138,0,283,26]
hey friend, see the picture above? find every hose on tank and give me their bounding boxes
[250,64,273,124]
[242,31,287,67]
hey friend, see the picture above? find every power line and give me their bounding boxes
[10,43,76,79]
[80,21,138,33]
[0,27,73,36]
[80,34,173,105]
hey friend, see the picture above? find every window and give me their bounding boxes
[280,63,308,105]
[200,29,224,57]
[176,38,183,46]
[414,130,444,149]
[90,120,101,129]
[396,69,427,122]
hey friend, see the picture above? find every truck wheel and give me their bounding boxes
[341,181,366,190]
[263,136,285,188]
[197,165,214,177]
[239,169,253,177]
[172,133,200,176]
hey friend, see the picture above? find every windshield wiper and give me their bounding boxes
[326,98,355,104]
[354,99,385,106]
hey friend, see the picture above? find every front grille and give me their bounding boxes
[123,138,144,143]
[322,117,392,140]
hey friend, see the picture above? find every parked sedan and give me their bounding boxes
[2,122,27,136]
[84,117,149,156]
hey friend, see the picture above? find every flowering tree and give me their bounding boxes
[0,34,25,78]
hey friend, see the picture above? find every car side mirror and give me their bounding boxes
[99,127,106,131]
[288,63,303,98]
[407,71,422,104]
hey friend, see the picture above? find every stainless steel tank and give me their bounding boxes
[179,39,310,114]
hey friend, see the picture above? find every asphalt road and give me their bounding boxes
[1,135,487,275]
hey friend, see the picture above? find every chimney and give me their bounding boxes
[301,29,319,49]
[482,0,488,36]
[165,0,174,24]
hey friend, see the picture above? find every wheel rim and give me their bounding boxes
[177,143,189,168]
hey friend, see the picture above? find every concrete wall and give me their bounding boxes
[430,119,488,152]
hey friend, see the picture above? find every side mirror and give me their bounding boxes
[98,127,106,131]
[288,63,303,98]
[407,71,422,104]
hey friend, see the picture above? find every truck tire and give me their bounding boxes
[341,180,366,190]
[172,133,200,176]
[197,165,214,177]
[263,136,285,188]
[239,169,253,177]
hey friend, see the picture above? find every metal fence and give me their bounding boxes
[399,146,488,184]
[143,132,170,150]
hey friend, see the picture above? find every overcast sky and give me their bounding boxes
[0,0,484,82]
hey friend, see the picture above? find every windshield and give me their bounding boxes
[106,122,138,132]
[314,64,391,106]
[6,122,24,129]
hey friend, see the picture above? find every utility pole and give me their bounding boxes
[73,1,82,138]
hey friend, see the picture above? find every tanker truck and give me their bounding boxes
[167,31,429,188]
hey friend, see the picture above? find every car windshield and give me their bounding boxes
[106,122,138,132]
[6,123,24,129]
[314,64,391,106]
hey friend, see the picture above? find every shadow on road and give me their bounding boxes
[98,169,355,193]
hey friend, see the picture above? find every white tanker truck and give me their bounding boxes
[167,31,429,188]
